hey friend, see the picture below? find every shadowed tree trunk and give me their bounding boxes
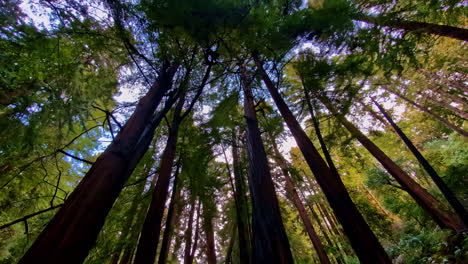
[255,58,391,264]
[381,86,468,137]
[184,199,198,264]
[134,90,187,264]
[269,137,331,264]
[19,63,178,264]
[158,162,182,264]
[318,94,465,231]
[224,224,236,264]
[109,173,148,264]
[357,15,468,41]
[231,131,251,264]
[203,208,217,264]
[373,99,468,228]
[240,64,294,264]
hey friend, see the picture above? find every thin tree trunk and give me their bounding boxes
[134,90,187,264]
[109,173,148,264]
[357,15,468,41]
[158,163,182,264]
[255,58,391,264]
[270,138,331,264]
[19,63,178,264]
[382,86,468,136]
[189,203,201,263]
[419,93,468,119]
[318,94,465,230]
[231,131,251,264]
[184,199,197,264]
[203,209,217,264]
[224,224,236,264]
[240,64,294,264]
[373,99,468,228]
[302,84,339,176]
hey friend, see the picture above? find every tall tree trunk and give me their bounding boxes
[120,188,153,264]
[189,203,201,263]
[373,99,468,228]
[357,15,468,41]
[134,90,187,264]
[381,86,468,136]
[158,163,182,264]
[202,198,217,264]
[19,63,178,264]
[231,131,251,264]
[318,94,465,231]
[224,224,236,264]
[109,174,148,264]
[184,199,197,264]
[270,138,331,264]
[255,59,391,264]
[302,84,339,176]
[240,64,294,264]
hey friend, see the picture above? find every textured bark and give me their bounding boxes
[158,164,182,264]
[256,59,391,264]
[270,139,331,264]
[19,63,178,264]
[134,91,186,264]
[358,15,468,41]
[240,64,294,264]
[231,132,251,264]
[382,86,468,137]
[319,95,465,231]
[373,100,468,229]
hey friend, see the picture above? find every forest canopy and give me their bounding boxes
[0,0,467,263]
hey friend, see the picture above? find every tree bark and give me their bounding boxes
[240,64,294,264]
[158,163,182,264]
[184,199,197,264]
[357,15,468,41]
[134,90,187,264]
[19,63,178,264]
[203,207,217,264]
[256,59,391,264]
[318,94,465,231]
[270,138,331,264]
[231,131,251,264]
[373,99,468,229]
[382,86,468,136]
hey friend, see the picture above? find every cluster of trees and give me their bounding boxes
[0,0,466,263]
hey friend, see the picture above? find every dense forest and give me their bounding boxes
[0,0,467,263]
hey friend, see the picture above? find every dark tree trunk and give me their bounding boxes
[382,86,468,137]
[302,84,339,176]
[255,59,391,264]
[158,163,182,264]
[358,15,468,41]
[184,199,197,264]
[19,63,178,264]
[270,139,331,264]
[373,100,468,229]
[231,131,251,264]
[189,203,201,263]
[240,64,294,264]
[134,91,187,264]
[318,95,465,231]
[203,210,217,264]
